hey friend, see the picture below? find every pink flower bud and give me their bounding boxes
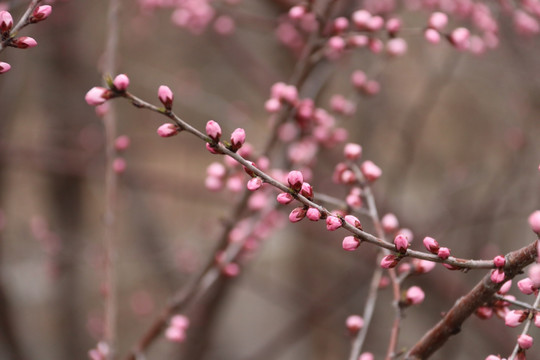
[171,315,190,329]
[535,313,540,328]
[247,177,263,191]
[351,70,367,89]
[0,11,13,33]
[112,157,127,174]
[31,5,52,22]
[326,215,342,231]
[359,353,374,360]
[424,29,441,44]
[386,18,401,34]
[485,355,502,360]
[476,306,493,319]
[517,278,535,295]
[366,16,384,31]
[413,259,435,274]
[265,98,281,113]
[394,234,409,254]
[428,12,448,30]
[406,286,425,305]
[0,61,11,74]
[114,135,130,151]
[334,17,349,32]
[360,160,382,182]
[306,207,321,221]
[113,74,129,91]
[85,87,111,106]
[158,85,174,109]
[518,334,533,350]
[277,192,294,205]
[386,38,407,56]
[289,207,306,223]
[12,37,37,49]
[230,128,246,151]
[342,236,360,251]
[328,36,346,52]
[437,247,450,260]
[423,236,440,254]
[345,315,364,334]
[165,326,186,342]
[287,170,304,191]
[528,263,540,287]
[490,268,505,284]
[497,279,511,294]
[449,27,470,50]
[288,5,305,20]
[362,80,380,96]
[300,182,313,199]
[205,176,222,191]
[380,254,399,269]
[207,162,226,178]
[222,263,240,277]
[206,120,222,142]
[381,213,399,233]
[493,255,506,268]
[528,210,540,233]
[352,10,371,29]
[344,215,362,230]
[344,143,362,160]
[157,123,179,138]
[505,310,525,327]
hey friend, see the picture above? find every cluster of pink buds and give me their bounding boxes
[350,70,380,96]
[165,314,190,343]
[0,5,52,74]
[490,255,506,284]
[112,134,130,174]
[85,74,132,106]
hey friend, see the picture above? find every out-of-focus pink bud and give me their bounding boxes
[158,85,174,109]
[345,315,364,334]
[222,263,240,277]
[0,11,13,33]
[85,87,111,106]
[334,17,349,32]
[381,254,399,269]
[528,263,540,287]
[528,210,540,233]
[398,228,414,242]
[485,355,502,360]
[287,170,304,191]
[423,236,440,254]
[386,17,401,34]
[277,192,294,205]
[289,207,306,223]
[31,5,52,23]
[113,74,129,91]
[505,310,525,327]
[398,263,411,275]
[518,334,533,350]
[205,176,223,191]
[437,247,450,260]
[344,143,362,160]
[366,16,384,31]
[428,12,448,30]
[394,234,409,254]
[498,280,512,294]
[247,177,263,191]
[359,353,374,360]
[12,37,37,49]
[381,213,399,233]
[171,315,190,329]
[115,135,130,151]
[288,5,305,20]
[490,268,505,284]
[386,38,407,56]
[535,313,540,328]
[351,70,367,89]
[368,38,383,53]
[342,236,360,251]
[344,215,362,230]
[360,160,382,182]
[207,162,226,178]
[424,28,441,44]
[326,215,342,231]
[206,120,222,142]
[306,207,321,221]
[362,80,380,96]
[265,98,281,113]
[476,306,493,319]
[112,157,127,174]
[493,255,506,268]
[352,10,371,29]
[165,326,186,342]
[449,27,470,50]
[157,123,179,138]
[0,61,11,74]
[230,128,246,151]
[328,36,346,52]
[413,258,436,274]
[517,278,535,295]
[406,286,425,305]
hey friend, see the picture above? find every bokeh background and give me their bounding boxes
[0,0,539,359]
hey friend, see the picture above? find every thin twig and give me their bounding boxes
[508,291,540,360]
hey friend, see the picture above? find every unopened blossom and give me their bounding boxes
[85,87,111,106]
[0,61,11,74]
[276,192,294,205]
[326,215,342,231]
[386,38,407,56]
[485,356,502,360]
[289,207,306,223]
[535,313,540,328]
[528,210,540,233]
[345,315,364,333]
[346,193,362,208]
[205,143,220,154]
[368,38,383,53]
[342,236,360,251]
[0,10,13,33]
[113,74,129,91]
[222,263,240,277]
[30,5,52,22]
[413,259,436,274]
[344,215,362,229]
[505,310,525,327]
[115,135,130,151]
[498,280,512,294]
[366,15,384,31]
[300,182,313,199]
[359,353,374,360]
[360,160,382,181]
[423,236,440,253]
[424,28,441,44]
[157,123,179,138]
[165,326,186,342]
[491,268,505,283]
[406,286,425,305]
[206,162,226,178]
[381,213,399,233]
[287,170,303,192]
[158,85,174,109]
[386,17,401,34]
[428,12,448,30]
[112,158,126,174]
[528,263,540,287]
[518,334,533,349]
[394,234,409,254]
[449,27,470,50]
[381,254,399,269]
[265,98,281,113]
[306,207,321,221]
[493,255,506,268]
[351,70,367,89]
[247,177,262,191]
[352,9,371,29]
[171,315,190,329]
[437,247,450,260]
[230,128,246,151]
[12,37,37,49]
[205,176,222,191]
[206,120,222,142]
[344,143,362,160]
[288,5,305,20]
[517,278,535,295]
[476,306,493,319]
